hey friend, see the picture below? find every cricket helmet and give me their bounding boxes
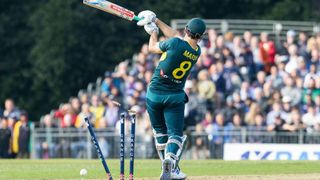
[185,18,206,39]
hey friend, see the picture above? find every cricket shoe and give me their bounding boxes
[171,166,187,180]
[160,158,172,180]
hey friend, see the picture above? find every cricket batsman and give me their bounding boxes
[137,11,206,180]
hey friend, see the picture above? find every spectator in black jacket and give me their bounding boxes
[0,118,11,158]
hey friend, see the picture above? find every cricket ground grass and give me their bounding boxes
[1,159,320,179]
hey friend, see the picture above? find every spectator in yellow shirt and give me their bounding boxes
[89,95,105,128]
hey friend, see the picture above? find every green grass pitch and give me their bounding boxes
[1,159,320,179]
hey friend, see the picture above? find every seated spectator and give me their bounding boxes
[103,97,120,127]
[101,71,114,96]
[285,44,304,74]
[284,108,305,132]
[232,92,246,117]
[221,96,238,123]
[308,49,320,67]
[281,96,293,123]
[223,59,242,95]
[89,95,105,128]
[54,103,75,128]
[70,97,81,115]
[239,81,253,101]
[192,124,210,160]
[302,106,320,133]
[198,47,214,68]
[302,77,320,104]
[245,101,260,125]
[75,103,95,128]
[209,63,226,95]
[267,113,286,132]
[266,65,283,89]
[248,113,267,143]
[304,64,319,88]
[282,74,302,105]
[253,71,266,88]
[79,93,89,105]
[267,102,284,125]
[201,111,214,134]
[197,69,216,109]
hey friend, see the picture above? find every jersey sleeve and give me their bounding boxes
[159,37,179,52]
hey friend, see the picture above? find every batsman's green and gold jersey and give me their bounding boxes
[149,37,201,92]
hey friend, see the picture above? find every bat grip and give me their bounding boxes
[133,16,143,21]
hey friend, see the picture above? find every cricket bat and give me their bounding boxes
[83,0,142,21]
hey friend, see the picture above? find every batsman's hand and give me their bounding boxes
[137,10,156,26]
[144,22,159,35]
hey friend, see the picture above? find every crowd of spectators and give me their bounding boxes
[2,28,320,159]
[0,99,30,159]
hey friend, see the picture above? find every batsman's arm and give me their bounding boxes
[148,31,162,54]
[155,18,180,38]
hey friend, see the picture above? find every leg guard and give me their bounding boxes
[165,135,186,169]
[153,130,168,161]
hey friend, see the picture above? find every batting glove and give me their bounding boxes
[144,22,159,35]
[137,10,156,26]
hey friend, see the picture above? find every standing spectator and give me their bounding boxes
[243,31,252,46]
[284,30,297,50]
[37,114,57,159]
[251,36,263,71]
[0,118,11,158]
[3,99,20,120]
[207,29,218,55]
[237,43,256,82]
[12,111,30,158]
[259,32,276,73]
[298,31,309,59]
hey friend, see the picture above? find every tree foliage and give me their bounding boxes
[0,0,319,120]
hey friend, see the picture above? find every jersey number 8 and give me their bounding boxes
[172,61,192,79]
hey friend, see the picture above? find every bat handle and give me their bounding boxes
[133,16,143,22]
